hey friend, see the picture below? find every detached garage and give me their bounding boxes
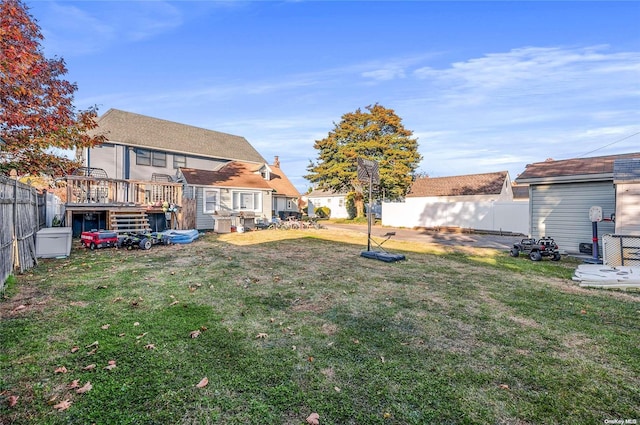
[516,153,640,255]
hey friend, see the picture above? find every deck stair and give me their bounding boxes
[109,210,151,234]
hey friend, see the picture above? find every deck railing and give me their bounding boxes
[65,176,182,207]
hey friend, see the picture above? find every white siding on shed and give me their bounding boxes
[615,183,640,235]
[530,182,615,254]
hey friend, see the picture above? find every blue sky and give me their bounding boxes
[28,1,640,192]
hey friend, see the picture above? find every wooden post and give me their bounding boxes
[11,170,19,270]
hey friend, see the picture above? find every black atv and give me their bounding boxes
[509,237,561,261]
[118,232,153,250]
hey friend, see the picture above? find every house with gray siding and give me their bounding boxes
[515,152,640,254]
[179,162,274,230]
[84,109,267,181]
[79,109,299,231]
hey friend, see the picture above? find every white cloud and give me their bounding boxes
[362,66,406,81]
[34,1,184,56]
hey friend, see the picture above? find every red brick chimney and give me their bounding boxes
[274,156,280,168]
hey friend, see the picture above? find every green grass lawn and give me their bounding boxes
[1,229,639,424]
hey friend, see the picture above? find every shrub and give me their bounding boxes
[315,206,331,219]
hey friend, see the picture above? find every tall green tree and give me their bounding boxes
[306,104,422,218]
[0,0,103,176]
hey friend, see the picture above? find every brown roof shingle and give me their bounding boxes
[180,162,272,190]
[407,171,508,197]
[91,109,266,164]
[267,164,300,197]
[517,152,640,181]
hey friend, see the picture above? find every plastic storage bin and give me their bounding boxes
[36,227,73,258]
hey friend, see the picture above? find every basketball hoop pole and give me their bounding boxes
[367,172,373,251]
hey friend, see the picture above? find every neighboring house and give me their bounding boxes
[268,156,301,219]
[382,171,529,234]
[511,184,530,202]
[515,152,640,254]
[306,189,349,219]
[84,108,266,181]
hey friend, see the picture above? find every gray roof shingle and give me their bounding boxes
[91,109,266,164]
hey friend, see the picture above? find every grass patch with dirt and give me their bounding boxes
[1,229,638,424]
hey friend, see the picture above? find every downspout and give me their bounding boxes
[125,147,132,180]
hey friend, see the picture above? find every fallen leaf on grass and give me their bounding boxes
[101,324,110,330]
[85,341,99,349]
[82,364,96,371]
[169,300,179,306]
[306,412,320,424]
[7,395,19,408]
[144,344,156,350]
[196,377,208,388]
[76,382,92,394]
[12,305,26,313]
[70,346,79,353]
[104,359,117,370]
[87,348,97,356]
[256,333,268,339]
[136,332,148,339]
[190,330,201,339]
[112,297,123,303]
[68,380,80,389]
[53,399,72,411]
[499,384,510,390]
[54,366,68,374]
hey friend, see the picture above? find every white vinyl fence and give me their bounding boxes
[382,199,529,235]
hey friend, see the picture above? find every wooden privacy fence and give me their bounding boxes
[0,175,42,293]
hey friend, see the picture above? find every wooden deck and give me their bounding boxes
[64,176,184,232]
[65,176,182,206]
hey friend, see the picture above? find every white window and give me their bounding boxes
[232,191,261,212]
[203,189,220,213]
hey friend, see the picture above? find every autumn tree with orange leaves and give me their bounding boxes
[0,0,103,177]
